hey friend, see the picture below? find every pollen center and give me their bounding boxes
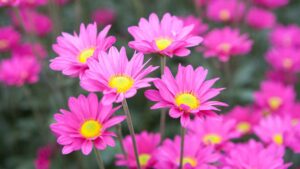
[268,97,282,110]
[0,40,8,49]
[218,43,232,53]
[182,157,197,167]
[272,133,283,145]
[78,48,95,63]
[175,93,199,110]
[237,122,251,133]
[283,58,293,69]
[203,134,222,145]
[80,120,102,139]
[219,9,230,21]
[139,154,151,166]
[109,75,134,93]
[155,38,173,51]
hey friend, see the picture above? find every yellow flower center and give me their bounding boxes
[203,134,222,145]
[181,157,197,167]
[80,120,102,139]
[236,122,251,133]
[218,43,232,53]
[175,93,199,110]
[78,48,95,63]
[109,75,134,93]
[155,38,173,51]
[292,119,299,126]
[268,97,282,110]
[0,39,8,49]
[272,133,283,145]
[138,154,151,167]
[283,58,293,69]
[219,9,230,21]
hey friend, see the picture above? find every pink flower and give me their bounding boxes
[225,106,261,135]
[145,65,227,127]
[206,0,245,23]
[19,0,48,7]
[266,48,300,73]
[0,0,19,6]
[179,15,208,35]
[80,46,158,104]
[286,124,300,153]
[223,140,290,169]
[13,42,48,59]
[116,132,160,169]
[269,25,300,48]
[203,27,253,62]
[128,13,203,58]
[254,81,295,116]
[252,0,289,9]
[34,145,53,169]
[265,69,298,85]
[50,93,126,155]
[50,23,116,77]
[0,56,41,86]
[155,135,220,169]
[0,26,20,52]
[246,7,276,30]
[188,117,239,147]
[92,9,116,26]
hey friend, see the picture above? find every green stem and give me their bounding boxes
[159,56,167,143]
[116,124,128,160]
[94,148,105,169]
[179,127,186,169]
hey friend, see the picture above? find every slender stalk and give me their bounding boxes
[179,127,186,169]
[122,99,141,169]
[116,124,128,160]
[94,148,105,169]
[159,56,167,142]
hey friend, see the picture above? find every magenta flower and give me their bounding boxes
[0,26,20,52]
[179,15,208,35]
[13,42,48,59]
[223,140,290,169]
[34,145,53,169]
[145,65,226,127]
[80,46,158,104]
[246,7,276,30]
[269,25,300,48]
[0,0,19,6]
[116,132,160,169]
[253,0,289,9]
[0,56,41,86]
[206,0,245,23]
[92,9,116,26]
[265,69,298,85]
[19,0,48,7]
[286,124,300,153]
[50,93,125,155]
[128,13,203,57]
[203,27,253,62]
[155,135,220,169]
[50,23,116,77]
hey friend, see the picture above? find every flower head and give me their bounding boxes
[50,93,126,155]
[92,9,116,26]
[128,13,203,57]
[246,7,276,30]
[269,25,300,48]
[253,0,289,9]
[34,145,53,169]
[50,23,116,77]
[0,26,20,52]
[145,65,227,127]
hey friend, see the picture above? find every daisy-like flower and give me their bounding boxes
[226,106,261,135]
[246,7,276,30]
[223,140,290,169]
[50,93,126,155]
[50,23,116,77]
[145,65,227,127]
[203,27,253,62]
[0,26,20,52]
[254,81,295,115]
[206,0,245,23]
[253,0,289,9]
[80,46,158,104]
[179,15,208,35]
[188,117,239,147]
[155,135,220,169]
[128,13,203,58]
[116,131,160,169]
[269,25,300,48]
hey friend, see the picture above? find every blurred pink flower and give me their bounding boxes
[0,56,41,86]
[286,124,300,153]
[34,145,53,169]
[116,132,160,169]
[266,70,298,85]
[203,27,253,62]
[92,9,116,26]
[206,0,245,23]
[252,0,289,9]
[50,93,126,155]
[0,0,19,6]
[80,47,158,104]
[145,65,227,127]
[13,42,47,59]
[50,23,116,77]
[179,15,208,35]
[0,26,20,52]
[246,7,276,30]
[128,13,203,58]
[19,0,48,7]
[269,25,300,48]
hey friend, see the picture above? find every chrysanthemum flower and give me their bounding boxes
[188,117,239,146]
[269,25,300,48]
[223,140,290,169]
[145,65,226,127]
[179,15,208,35]
[50,93,125,155]
[0,26,20,52]
[203,27,253,62]
[116,131,160,169]
[0,56,41,86]
[246,7,276,30]
[128,13,203,57]
[226,106,261,135]
[155,135,220,169]
[50,23,116,77]
[92,8,116,26]
[254,81,295,115]
[206,0,245,23]
[80,46,158,104]
[253,0,289,9]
